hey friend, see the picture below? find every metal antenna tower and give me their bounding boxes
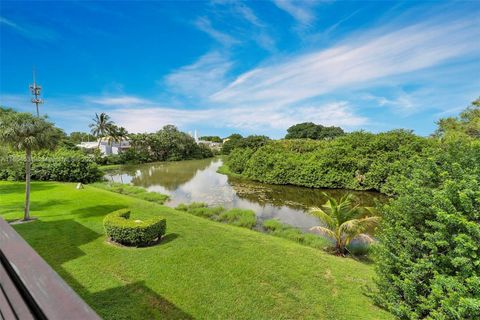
[29,69,43,117]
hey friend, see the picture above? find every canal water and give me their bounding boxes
[105,158,383,231]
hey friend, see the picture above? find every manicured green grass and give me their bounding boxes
[0,181,392,320]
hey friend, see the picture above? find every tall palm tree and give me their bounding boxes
[89,112,114,147]
[0,112,61,220]
[309,192,380,255]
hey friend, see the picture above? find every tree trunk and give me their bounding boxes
[24,148,32,221]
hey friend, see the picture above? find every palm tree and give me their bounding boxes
[89,112,114,147]
[309,192,380,255]
[0,112,61,220]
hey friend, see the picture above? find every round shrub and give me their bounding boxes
[103,209,166,247]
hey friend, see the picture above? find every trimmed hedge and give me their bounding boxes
[103,209,166,246]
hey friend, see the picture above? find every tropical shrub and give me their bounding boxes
[374,138,480,318]
[309,193,379,255]
[103,209,166,246]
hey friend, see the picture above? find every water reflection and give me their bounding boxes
[105,158,383,231]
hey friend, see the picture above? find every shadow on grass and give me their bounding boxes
[13,219,190,319]
[160,233,179,245]
[70,205,126,218]
[86,281,194,320]
[13,219,102,266]
[0,182,56,195]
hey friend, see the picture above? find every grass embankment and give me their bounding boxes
[0,181,391,320]
[216,162,244,179]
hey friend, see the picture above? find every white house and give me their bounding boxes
[76,138,130,156]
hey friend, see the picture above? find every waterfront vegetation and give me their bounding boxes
[176,202,257,229]
[309,193,379,255]
[226,129,431,195]
[0,181,391,319]
[0,99,479,319]
[93,182,169,205]
[101,124,213,166]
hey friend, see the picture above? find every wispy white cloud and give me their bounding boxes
[272,0,317,26]
[163,51,233,98]
[233,2,263,27]
[0,16,59,42]
[211,18,480,109]
[194,16,239,46]
[1,92,365,135]
[88,96,150,106]
[111,101,366,133]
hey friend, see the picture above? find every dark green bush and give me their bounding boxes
[103,209,166,246]
[227,130,433,194]
[0,149,102,183]
[374,139,480,319]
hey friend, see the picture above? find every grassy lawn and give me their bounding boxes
[0,181,391,320]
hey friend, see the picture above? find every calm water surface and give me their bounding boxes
[105,158,383,231]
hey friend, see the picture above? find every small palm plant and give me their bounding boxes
[309,192,380,255]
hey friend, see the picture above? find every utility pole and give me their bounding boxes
[29,69,43,117]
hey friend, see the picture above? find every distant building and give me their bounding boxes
[76,138,130,156]
[190,129,222,151]
[198,140,222,151]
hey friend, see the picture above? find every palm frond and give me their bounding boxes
[310,226,336,240]
[309,207,335,229]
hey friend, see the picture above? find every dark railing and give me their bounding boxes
[0,218,100,319]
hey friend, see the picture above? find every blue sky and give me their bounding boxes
[1,1,479,138]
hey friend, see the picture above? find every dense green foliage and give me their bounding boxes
[199,135,222,143]
[93,183,169,204]
[374,138,480,319]
[227,129,431,194]
[68,131,97,144]
[1,181,391,319]
[221,134,271,154]
[374,100,480,319]
[435,98,480,139]
[123,125,213,163]
[103,208,167,246]
[175,202,257,229]
[0,149,102,183]
[285,122,345,140]
[221,133,244,154]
